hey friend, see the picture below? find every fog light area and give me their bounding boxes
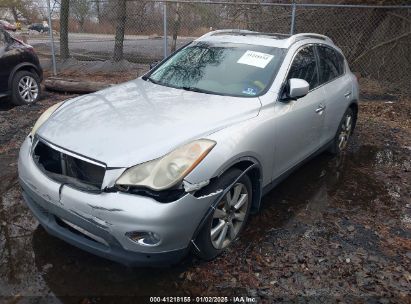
[126,231,161,246]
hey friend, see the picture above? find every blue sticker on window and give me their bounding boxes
[242,87,257,95]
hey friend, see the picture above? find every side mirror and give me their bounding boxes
[286,78,310,100]
[149,62,159,70]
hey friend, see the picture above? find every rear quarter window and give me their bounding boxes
[317,46,345,84]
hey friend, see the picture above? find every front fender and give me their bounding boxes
[184,114,274,188]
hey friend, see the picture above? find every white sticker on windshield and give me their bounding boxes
[237,51,274,69]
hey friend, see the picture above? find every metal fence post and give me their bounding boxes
[290,0,296,35]
[46,0,57,75]
[163,1,168,59]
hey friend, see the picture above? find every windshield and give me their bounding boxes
[147,42,285,97]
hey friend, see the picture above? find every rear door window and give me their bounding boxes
[287,46,319,90]
[317,46,344,84]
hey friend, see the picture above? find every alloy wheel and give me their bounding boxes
[338,113,352,151]
[18,76,39,103]
[210,182,249,249]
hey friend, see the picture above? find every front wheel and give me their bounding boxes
[195,169,252,260]
[11,70,41,105]
[329,107,355,154]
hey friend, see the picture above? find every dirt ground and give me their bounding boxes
[0,74,410,303]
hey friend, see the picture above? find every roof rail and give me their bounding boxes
[200,29,291,39]
[198,30,334,47]
[289,33,334,44]
[201,29,256,38]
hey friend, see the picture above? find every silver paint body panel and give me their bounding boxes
[18,34,359,261]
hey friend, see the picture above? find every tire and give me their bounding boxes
[195,168,252,260]
[328,107,355,155]
[11,70,41,106]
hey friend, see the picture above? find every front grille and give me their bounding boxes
[33,139,105,191]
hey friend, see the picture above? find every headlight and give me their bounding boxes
[116,139,216,191]
[30,102,63,136]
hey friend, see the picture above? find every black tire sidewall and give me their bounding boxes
[195,168,253,260]
[11,70,41,105]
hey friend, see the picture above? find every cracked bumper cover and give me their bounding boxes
[18,137,219,266]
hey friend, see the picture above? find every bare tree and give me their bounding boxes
[71,0,91,32]
[113,0,126,62]
[348,9,389,61]
[10,7,19,22]
[95,0,101,24]
[2,0,40,23]
[171,3,181,53]
[60,0,70,60]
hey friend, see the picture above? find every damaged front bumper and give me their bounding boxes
[18,137,220,266]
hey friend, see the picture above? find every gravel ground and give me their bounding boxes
[0,75,410,303]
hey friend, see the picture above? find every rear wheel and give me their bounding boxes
[329,107,355,154]
[11,70,41,105]
[195,169,252,260]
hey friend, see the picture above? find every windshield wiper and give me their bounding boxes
[142,79,213,95]
[181,86,212,95]
[142,75,159,85]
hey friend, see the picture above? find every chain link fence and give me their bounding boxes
[292,5,411,92]
[26,1,410,90]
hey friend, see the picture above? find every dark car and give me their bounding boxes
[0,29,43,105]
[28,23,49,33]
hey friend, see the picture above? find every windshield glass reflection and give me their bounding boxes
[149,42,285,97]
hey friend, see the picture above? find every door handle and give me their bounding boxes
[315,104,326,113]
[344,91,352,98]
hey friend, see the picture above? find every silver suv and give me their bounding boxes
[18,30,359,266]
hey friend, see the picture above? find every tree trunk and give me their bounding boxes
[45,77,112,93]
[171,3,181,53]
[113,0,127,62]
[96,0,101,24]
[60,0,70,60]
[11,7,19,23]
[79,18,85,32]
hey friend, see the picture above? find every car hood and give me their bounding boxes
[38,79,261,168]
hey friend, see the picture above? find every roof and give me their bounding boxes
[195,29,334,49]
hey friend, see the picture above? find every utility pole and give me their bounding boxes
[47,0,57,75]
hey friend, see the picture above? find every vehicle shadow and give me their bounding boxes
[0,96,16,111]
[0,87,50,112]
